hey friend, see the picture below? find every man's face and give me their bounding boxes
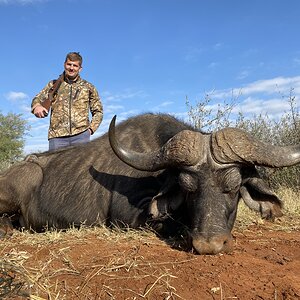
[64,59,82,80]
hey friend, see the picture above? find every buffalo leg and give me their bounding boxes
[0,216,14,238]
[0,160,44,236]
[0,185,19,238]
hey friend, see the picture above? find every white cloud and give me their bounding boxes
[151,101,174,112]
[105,104,124,113]
[241,76,300,95]
[102,89,147,103]
[5,91,28,101]
[172,111,188,120]
[30,123,49,132]
[24,144,48,154]
[158,101,173,108]
[19,104,32,113]
[192,76,300,122]
[119,109,140,118]
[212,76,300,99]
[236,96,291,116]
[0,0,48,4]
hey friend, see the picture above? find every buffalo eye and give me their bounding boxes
[178,172,198,192]
[217,167,242,195]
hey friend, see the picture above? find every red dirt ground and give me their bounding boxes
[1,217,300,300]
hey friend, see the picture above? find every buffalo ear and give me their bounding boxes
[149,190,184,219]
[148,172,185,219]
[240,178,283,221]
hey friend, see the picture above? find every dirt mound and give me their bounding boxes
[1,218,300,299]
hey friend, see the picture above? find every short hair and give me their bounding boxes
[65,52,83,66]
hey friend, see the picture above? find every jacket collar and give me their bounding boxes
[65,74,81,84]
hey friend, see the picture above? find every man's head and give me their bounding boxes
[64,52,83,80]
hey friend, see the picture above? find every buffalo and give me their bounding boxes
[0,113,299,254]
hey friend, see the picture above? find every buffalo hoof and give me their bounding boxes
[0,217,14,238]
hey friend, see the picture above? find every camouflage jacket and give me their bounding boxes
[31,75,103,139]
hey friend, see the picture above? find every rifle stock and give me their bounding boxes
[41,73,64,111]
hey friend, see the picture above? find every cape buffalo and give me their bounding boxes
[0,113,299,254]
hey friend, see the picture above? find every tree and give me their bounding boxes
[0,111,29,166]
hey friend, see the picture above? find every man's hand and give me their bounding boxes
[33,105,49,118]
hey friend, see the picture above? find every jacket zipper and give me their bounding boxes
[69,83,72,135]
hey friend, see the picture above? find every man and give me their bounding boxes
[31,52,103,151]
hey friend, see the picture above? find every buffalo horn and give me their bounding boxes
[211,127,300,167]
[109,116,202,171]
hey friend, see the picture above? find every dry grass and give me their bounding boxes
[0,226,187,299]
[0,188,299,299]
[235,186,300,231]
[0,248,52,299]
[277,187,300,215]
[0,243,192,299]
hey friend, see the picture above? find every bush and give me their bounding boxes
[0,112,29,170]
[186,89,300,191]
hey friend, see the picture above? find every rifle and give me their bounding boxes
[41,73,65,112]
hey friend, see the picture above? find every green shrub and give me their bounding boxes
[0,112,29,171]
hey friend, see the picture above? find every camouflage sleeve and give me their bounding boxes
[31,81,54,113]
[89,85,103,134]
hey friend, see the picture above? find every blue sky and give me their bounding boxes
[1,0,299,153]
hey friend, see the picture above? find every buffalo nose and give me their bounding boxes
[192,234,234,255]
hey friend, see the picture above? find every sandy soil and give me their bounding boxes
[0,217,299,300]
